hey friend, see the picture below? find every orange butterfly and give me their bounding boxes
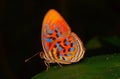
[25,9,85,70]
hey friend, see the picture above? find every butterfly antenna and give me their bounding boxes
[25,52,39,62]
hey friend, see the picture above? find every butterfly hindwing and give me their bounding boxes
[49,32,85,64]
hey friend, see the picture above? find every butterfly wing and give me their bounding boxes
[41,9,71,63]
[49,32,85,64]
[41,9,85,64]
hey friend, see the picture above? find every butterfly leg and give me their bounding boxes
[56,61,62,68]
[44,60,50,70]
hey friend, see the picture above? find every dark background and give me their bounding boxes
[1,0,120,79]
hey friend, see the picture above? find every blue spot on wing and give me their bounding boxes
[45,24,53,34]
[57,32,61,36]
[49,30,53,34]
[65,41,70,45]
[56,43,59,47]
[67,54,71,56]
[45,38,52,42]
[64,58,68,61]
[70,47,74,52]
[58,46,62,51]
[59,54,62,56]
[56,28,59,31]
[66,38,69,41]
[59,54,63,60]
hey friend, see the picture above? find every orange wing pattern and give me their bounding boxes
[41,9,85,64]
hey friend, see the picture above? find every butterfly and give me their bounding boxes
[25,9,85,70]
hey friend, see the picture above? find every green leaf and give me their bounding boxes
[32,53,120,79]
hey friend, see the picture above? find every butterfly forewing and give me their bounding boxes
[41,9,85,64]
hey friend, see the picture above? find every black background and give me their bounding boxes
[1,0,120,79]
